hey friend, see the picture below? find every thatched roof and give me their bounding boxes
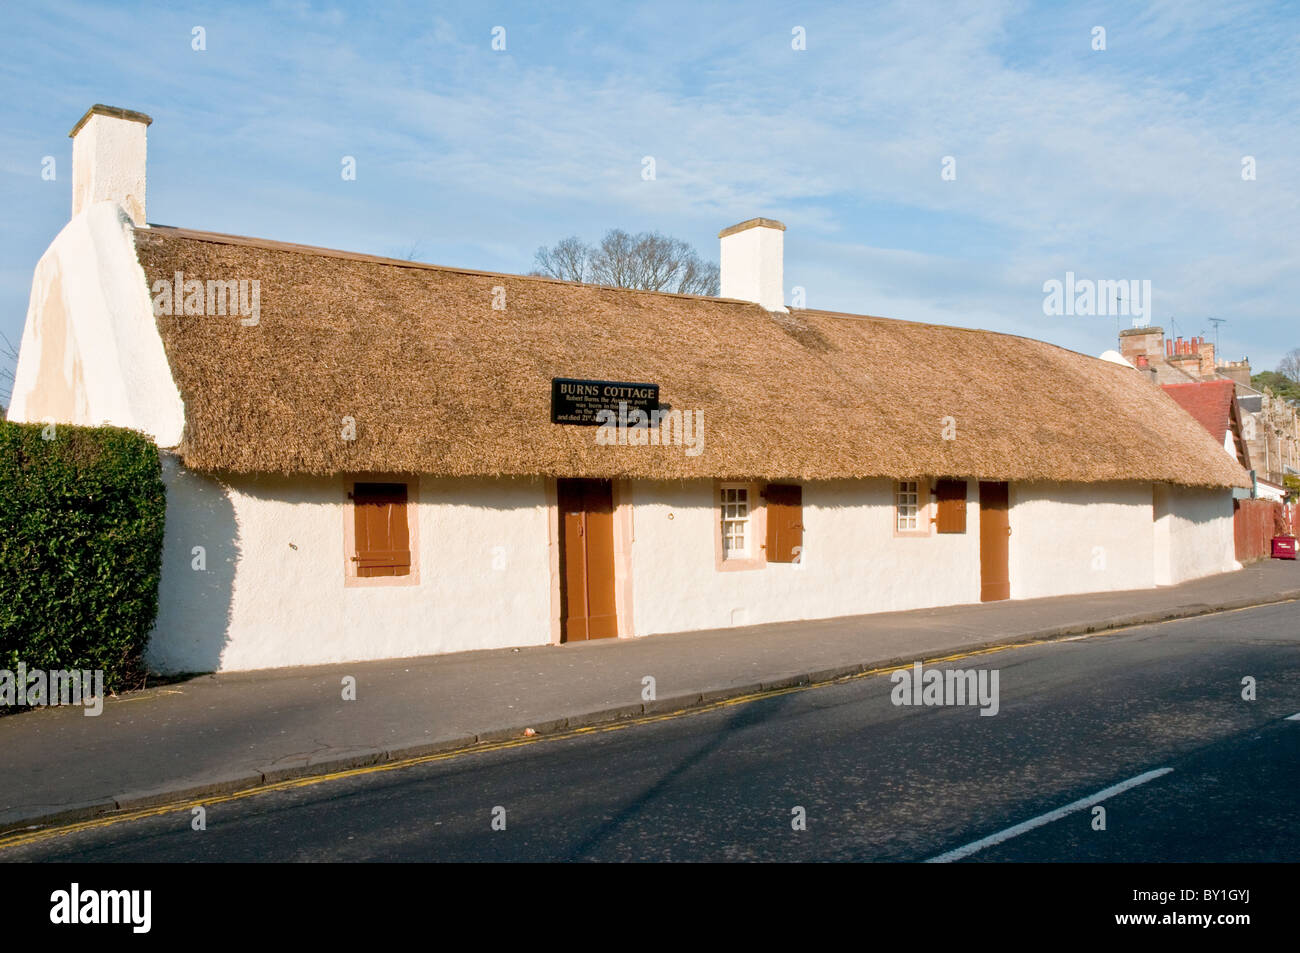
[133,226,1251,488]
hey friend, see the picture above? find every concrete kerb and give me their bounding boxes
[380,734,482,763]
[697,686,753,706]
[259,747,391,785]
[642,694,702,716]
[473,716,572,745]
[568,702,656,723]
[0,798,120,833]
[113,768,268,813]
[4,587,1299,838]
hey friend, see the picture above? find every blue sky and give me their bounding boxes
[2,0,1297,389]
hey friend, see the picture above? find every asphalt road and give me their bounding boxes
[5,600,1298,862]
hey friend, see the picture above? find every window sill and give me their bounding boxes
[345,568,420,588]
[717,554,766,572]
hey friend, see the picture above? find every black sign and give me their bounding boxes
[551,377,660,426]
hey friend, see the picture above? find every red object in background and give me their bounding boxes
[1273,536,1297,560]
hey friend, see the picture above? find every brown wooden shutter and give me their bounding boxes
[933,478,968,534]
[763,483,803,562]
[352,482,411,577]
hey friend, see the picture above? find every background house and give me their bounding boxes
[1120,325,1299,499]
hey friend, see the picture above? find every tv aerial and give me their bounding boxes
[1207,317,1227,353]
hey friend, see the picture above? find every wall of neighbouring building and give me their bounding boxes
[1154,484,1238,584]
[1008,482,1157,598]
[1243,395,1300,488]
[148,456,554,673]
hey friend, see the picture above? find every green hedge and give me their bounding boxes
[0,421,166,695]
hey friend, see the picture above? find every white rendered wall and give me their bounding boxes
[1153,483,1237,586]
[628,479,982,635]
[6,201,183,445]
[147,471,1243,672]
[149,457,554,673]
[72,114,148,225]
[1008,482,1155,599]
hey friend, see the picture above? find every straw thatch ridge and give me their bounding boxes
[134,226,1251,488]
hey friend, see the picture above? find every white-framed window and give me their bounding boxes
[720,484,750,558]
[896,480,921,532]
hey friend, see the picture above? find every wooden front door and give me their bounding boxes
[978,481,1011,602]
[558,479,618,641]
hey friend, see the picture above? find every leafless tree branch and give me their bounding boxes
[532,230,720,296]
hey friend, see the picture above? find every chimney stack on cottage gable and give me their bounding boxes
[719,218,787,312]
[69,104,152,226]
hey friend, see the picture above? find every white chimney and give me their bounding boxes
[69,105,152,226]
[718,217,786,312]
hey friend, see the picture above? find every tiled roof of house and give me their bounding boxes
[131,225,1252,487]
[1161,379,1238,444]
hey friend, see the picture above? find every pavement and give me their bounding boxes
[2,558,1298,833]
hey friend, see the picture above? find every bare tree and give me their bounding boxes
[1278,347,1300,383]
[531,229,720,296]
[588,230,641,289]
[532,236,590,283]
[674,252,720,297]
[0,330,19,413]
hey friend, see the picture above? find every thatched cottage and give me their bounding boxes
[8,106,1252,673]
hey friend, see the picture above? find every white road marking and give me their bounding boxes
[1286,712,1300,721]
[925,767,1174,863]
